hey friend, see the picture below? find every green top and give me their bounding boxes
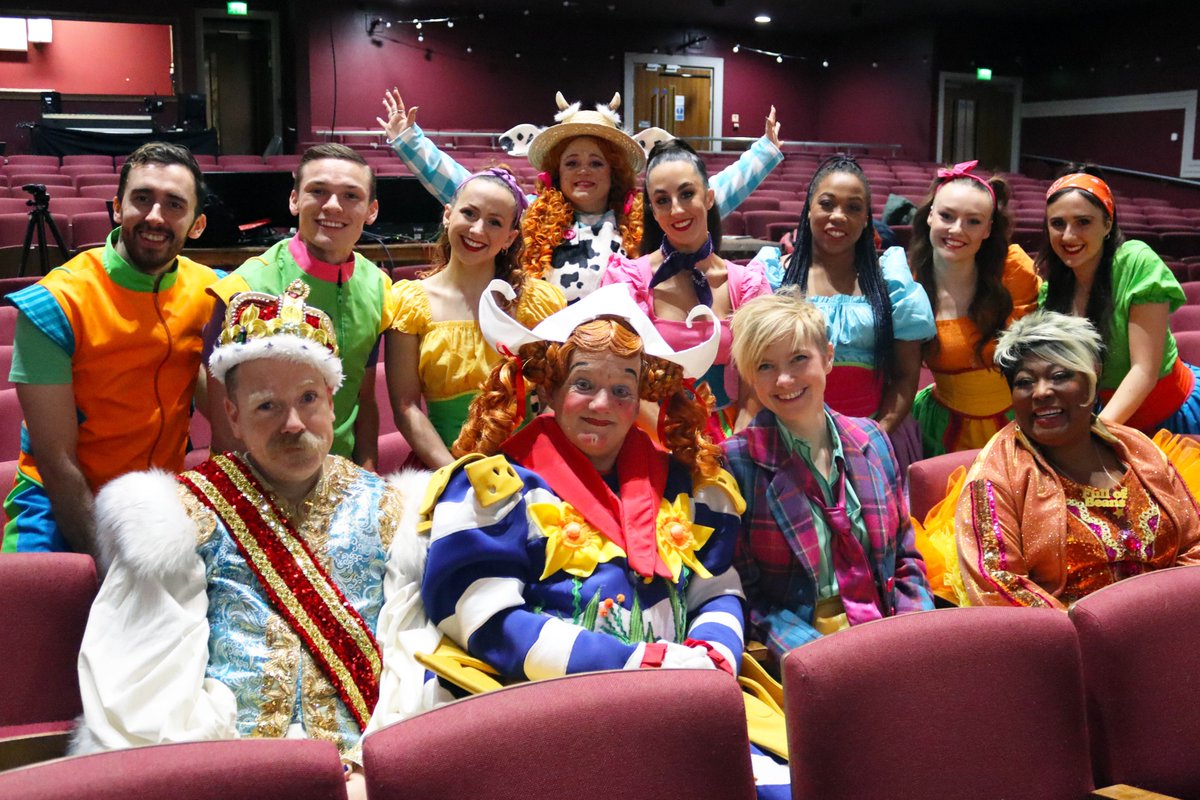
[11,229,175,384]
[217,238,390,459]
[1038,240,1184,389]
[778,411,870,600]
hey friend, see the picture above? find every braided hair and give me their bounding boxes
[782,154,894,382]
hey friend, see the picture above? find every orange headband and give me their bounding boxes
[1046,173,1115,218]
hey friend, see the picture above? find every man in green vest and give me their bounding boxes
[207,144,396,468]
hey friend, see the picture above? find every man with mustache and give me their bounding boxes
[3,142,218,555]
[74,281,437,799]
[206,144,395,469]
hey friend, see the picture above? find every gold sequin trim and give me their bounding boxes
[970,479,1051,607]
[177,479,218,546]
[376,485,405,552]
[299,648,343,749]
[252,616,299,739]
[185,457,380,726]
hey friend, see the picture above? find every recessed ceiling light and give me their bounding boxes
[755,14,771,23]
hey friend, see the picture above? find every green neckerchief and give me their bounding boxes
[101,228,181,292]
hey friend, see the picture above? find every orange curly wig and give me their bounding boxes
[520,136,644,280]
[452,317,720,477]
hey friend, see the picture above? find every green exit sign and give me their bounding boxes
[227,1,248,15]
[976,67,993,81]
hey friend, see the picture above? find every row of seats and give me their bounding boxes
[1,553,1197,798]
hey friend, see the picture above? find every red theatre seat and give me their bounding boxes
[0,554,97,735]
[0,739,349,800]
[1070,566,1200,799]
[906,448,980,522]
[783,606,1093,800]
[363,669,757,800]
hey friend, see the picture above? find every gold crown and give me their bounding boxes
[219,279,338,356]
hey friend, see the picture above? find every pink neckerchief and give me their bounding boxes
[288,235,355,284]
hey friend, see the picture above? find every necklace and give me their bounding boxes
[1044,437,1127,509]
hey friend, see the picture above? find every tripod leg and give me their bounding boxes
[35,213,49,276]
[18,209,36,278]
[44,212,70,265]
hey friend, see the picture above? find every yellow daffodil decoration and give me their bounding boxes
[656,494,714,581]
[530,501,625,580]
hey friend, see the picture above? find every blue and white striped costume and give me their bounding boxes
[421,452,790,799]
[388,125,783,302]
[422,456,745,677]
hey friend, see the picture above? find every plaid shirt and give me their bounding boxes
[388,124,783,216]
[723,409,934,656]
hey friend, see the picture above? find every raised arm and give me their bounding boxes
[378,88,472,206]
[710,106,784,218]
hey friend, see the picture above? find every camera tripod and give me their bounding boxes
[19,183,71,277]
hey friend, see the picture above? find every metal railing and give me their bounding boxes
[1023,154,1200,191]
[311,128,903,156]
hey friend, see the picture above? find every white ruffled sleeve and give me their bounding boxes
[75,471,238,753]
[364,470,451,734]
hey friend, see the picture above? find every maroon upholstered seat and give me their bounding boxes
[1070,566,1200,798]
[363,669,757,800]
[906,448,980,521]
[0,459,15,527]
[1169,304,1200,333]
[0,387,20,458]
[0,554,97,731]
[70,211,116,251]
[0,739,348,800]
[783,607,1094,800]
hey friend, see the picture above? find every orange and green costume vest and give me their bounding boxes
[3,232,219,552]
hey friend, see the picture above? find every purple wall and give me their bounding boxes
[813,26,937,159]
[299,5,925,154]
[299,6,820,147]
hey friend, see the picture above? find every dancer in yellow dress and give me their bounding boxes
[387,167,564,468]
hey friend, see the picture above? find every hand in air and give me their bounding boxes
[765,105,781,149]
[377,88,419,141]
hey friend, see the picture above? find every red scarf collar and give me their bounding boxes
[501,416,671,580]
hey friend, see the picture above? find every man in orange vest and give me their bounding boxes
[3,142,219,555]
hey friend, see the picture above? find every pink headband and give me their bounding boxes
[935,160,996,207]
[1045,173,1115,219]
[456,167,530,215]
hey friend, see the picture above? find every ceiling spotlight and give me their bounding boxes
[417,32,424,41]
[415,21,422,29]
[447,20,453,27]
[755,14,771,23]
[732,44,740,53]
[776,55,782,63]
[822,59,829,67]
[466,45,473,53]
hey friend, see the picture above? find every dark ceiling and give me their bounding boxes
[375,0,1148,34]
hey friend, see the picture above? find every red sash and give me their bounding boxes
[178,454,382,730]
